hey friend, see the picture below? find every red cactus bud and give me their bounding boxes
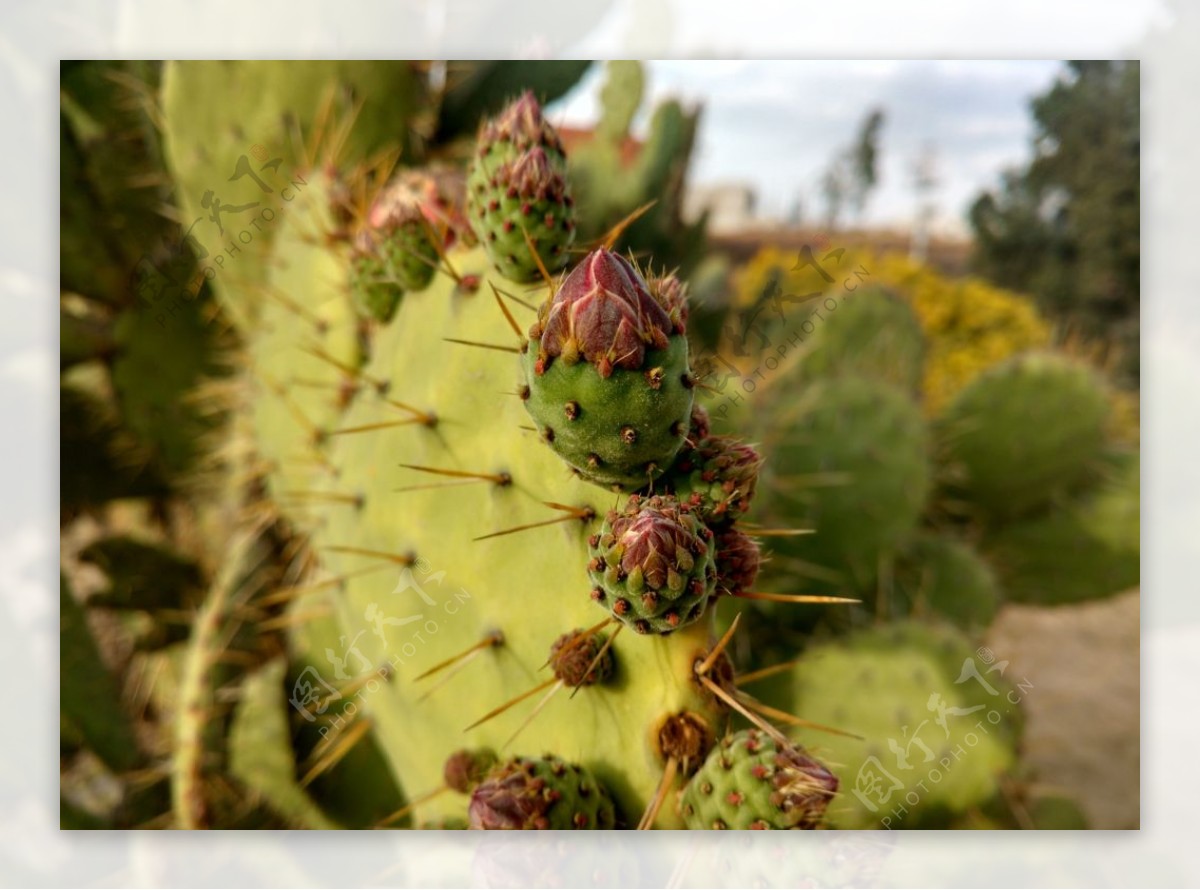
[497,147,568,202]
[534,249,674,376]
[481,90,564,154]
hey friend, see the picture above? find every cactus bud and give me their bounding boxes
[680,729,838,830]
[533,249,671,377]
[467,755,617,830]
[587,494,717,634]
[668,436,764,526]
[469,93,574,281]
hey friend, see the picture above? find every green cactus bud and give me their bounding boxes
[350,229,401,323]
[468,754,617,829]
[587,494,717,635]
[667,435,764,526]
[679,729,838,830]
[523,249,694,489]
[468,93,575,281]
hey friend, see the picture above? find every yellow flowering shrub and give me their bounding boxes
[730,245,1053,413]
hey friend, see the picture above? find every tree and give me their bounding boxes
[821,107,886,230]
[969,61,1140,376]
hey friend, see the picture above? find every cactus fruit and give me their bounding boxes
[937,353,1111,521]
[678,729,839,830]
[350,169,468,322]
[791,622,1019,828]
[587,494,717,635]
[666,435,764,526]
[467,92,575,281]
[523,248,694,489]
[468,755,617,829]
[756,376,930,592]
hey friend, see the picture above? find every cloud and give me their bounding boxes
[553,60,1066,232]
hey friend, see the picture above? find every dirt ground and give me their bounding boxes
[986,589,1140,829]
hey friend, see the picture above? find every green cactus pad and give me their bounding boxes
[521,336,693,490]
[468,754,617,829]
[790,286,926,393]
[937,352,1111,521]
[587,494,717,635]
[757,376,930,592]
[893,533,1002,630]
[791,622,1020,829]
[679,729,839,829]
[263,183,721,827]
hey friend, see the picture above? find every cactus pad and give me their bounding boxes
[938,352,1110,520]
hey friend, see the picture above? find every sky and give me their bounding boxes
[550,60,1065,237]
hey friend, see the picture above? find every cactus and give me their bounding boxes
[982,452,1139,605]
[678,729,839,830]
[938,353,1111,521]
[150,76,872,830]
[790,622,1020,829]
[567,61,707,271]
[755,376,931,594]
[666,435,764,526]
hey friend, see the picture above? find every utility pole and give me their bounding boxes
[910,142,939,263]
